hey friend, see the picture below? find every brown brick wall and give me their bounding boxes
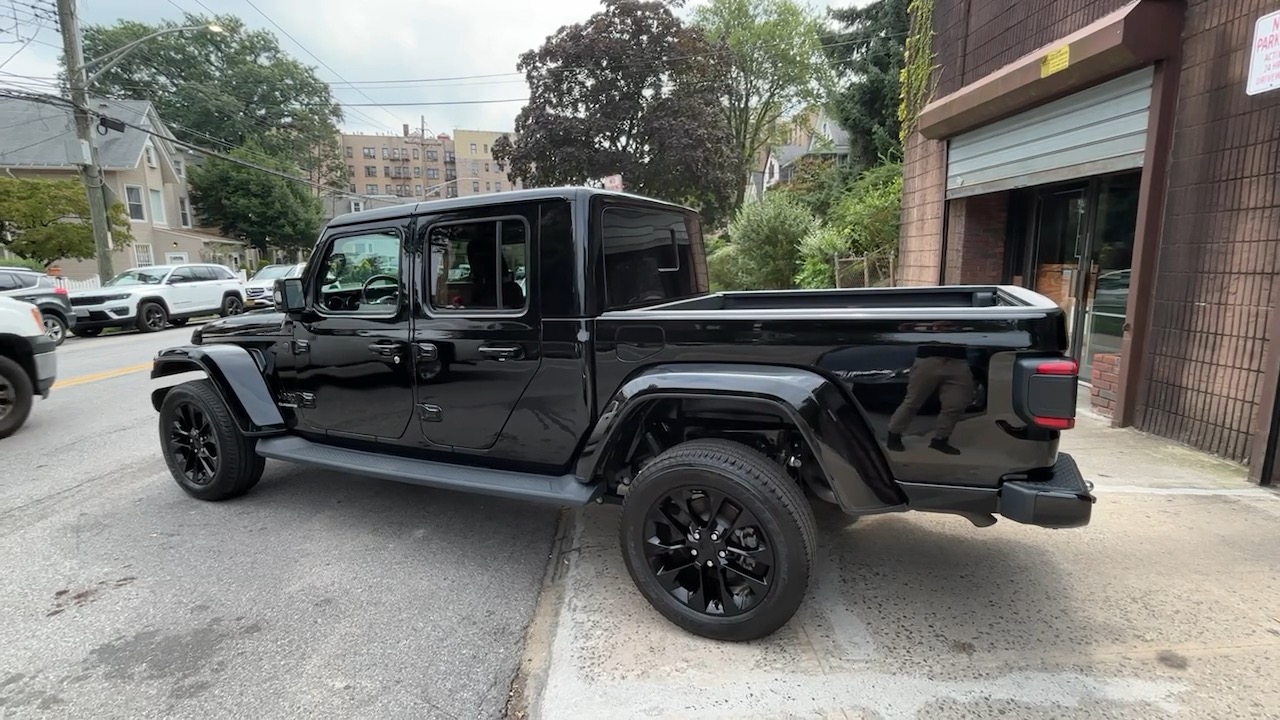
[1135,0,1280,463]
[944,192,1008,283]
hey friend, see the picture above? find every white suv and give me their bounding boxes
[68,264,246,338]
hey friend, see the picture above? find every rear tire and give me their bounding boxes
[0,355,34,439]
[41,312,67,346]
[158,379,265,500]
[136,302,168,333]
[619,439,816,642]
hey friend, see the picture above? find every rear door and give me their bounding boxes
[412,202,541,450]
[165,266,201,312]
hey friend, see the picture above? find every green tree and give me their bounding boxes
[82,14,347,192]
[188,142,324,253]
[693,0,830,209]
[710,191,816,290]
[495,0,739,227]
[823,0,908,168]
[776,155,856,219]
[794,162,903,287]
[0,178,133,267]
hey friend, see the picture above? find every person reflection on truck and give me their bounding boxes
[886,326,974,455]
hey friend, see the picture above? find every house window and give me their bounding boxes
[483,143,488,154]
[445,151,455,162]
[413,167,422,177]
[344,146,353,158]
[384,166,391,177]
[173,158,184,177]
[349,184,356,192]
[179,197,191,227]
[144,145,155,167]
[471,160,479,175]
[347,164,355,177]
[363,147,376,158]
[365,183,379,194]
[428,168,439,179]
[471,180,480,192]
[385,184,392,194]
[149,189,166,224]
[485,182,491,191]
[484,162,490,173]
[415,184,423,195]
[350,200,365,213]
[391,148,399,160]
[382,147,389,159]
[165,252,189,264]
[495,181,502,192]
[125,186,145,220]
[412,148,419,160]
[134,243,154,266]
[365,166,377,177]
[469,143,477,154]
[427,150,438,161]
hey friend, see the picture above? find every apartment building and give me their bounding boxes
[341,127,453,201]
[898,0,1280,481]
[452,129,520,197]
[0,96,254,279]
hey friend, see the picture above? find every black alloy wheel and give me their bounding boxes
[138,302,167,332]
[620,439,816,642]
[221,296,243,316]
[644,487,775,617]
[168,401,219,486]
[0,355,36,439]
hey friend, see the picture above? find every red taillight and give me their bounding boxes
[1036,359,1078,376]
[1034,416,1075,430]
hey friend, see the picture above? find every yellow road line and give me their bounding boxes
[53,361,153,389]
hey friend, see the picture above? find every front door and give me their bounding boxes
[292,221,415,440]
[413,204,541,451]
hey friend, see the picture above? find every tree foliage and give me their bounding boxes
[823,0,908,168]
[494,0,739,227]
[793,163,903,287]
[188,141,324,253]
[709,191,816,290]
[693,0,829,207]
[775,156,857,219]
[0,178,133,267]
[83,14,345,177]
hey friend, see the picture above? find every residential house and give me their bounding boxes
[0,96,255,279]
[898,0,1280,479]
[744,109,853,203]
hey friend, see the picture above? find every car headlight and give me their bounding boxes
[99,294,132,302]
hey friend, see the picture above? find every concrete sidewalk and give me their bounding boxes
[516,416,1280,719]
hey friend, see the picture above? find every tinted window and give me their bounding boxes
[169,267,198,283]
[428,218,528,312]
[190,267,216,281]
[601,207,706,310]
[0,273,21,291]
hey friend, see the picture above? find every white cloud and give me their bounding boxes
[3,0,864,138]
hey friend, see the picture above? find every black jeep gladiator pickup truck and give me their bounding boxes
[150,186,1093,641]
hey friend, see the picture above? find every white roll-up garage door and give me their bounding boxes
[946,66,1153,199]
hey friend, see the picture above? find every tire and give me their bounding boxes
[158,379,265,501]
[220,295,243,317]
[169,318,189,328]
[619,439,817,642]
[0,355,35,439]
[136,301,168,333]
[41,312,67,346]
[70,327,101,338]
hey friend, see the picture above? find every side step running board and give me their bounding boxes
[255,436,602,506]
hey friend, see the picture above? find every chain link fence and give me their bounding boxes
[833,251,897,288]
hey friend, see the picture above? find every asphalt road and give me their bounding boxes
[0,326,560,719]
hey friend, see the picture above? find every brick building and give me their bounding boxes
[898,0,1280,482]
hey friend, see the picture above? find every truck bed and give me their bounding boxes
[610,285,1058,316]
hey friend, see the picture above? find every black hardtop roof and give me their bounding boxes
[327,186,695,228]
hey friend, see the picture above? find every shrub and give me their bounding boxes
[715,193,818,290]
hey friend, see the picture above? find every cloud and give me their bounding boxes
[4,0,862,137]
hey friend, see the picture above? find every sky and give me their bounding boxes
[0,0,864,138]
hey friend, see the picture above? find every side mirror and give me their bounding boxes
[274,278,305,314]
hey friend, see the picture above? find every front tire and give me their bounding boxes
[0,355,35,439]
[619,439,817,642]
[136,301,168,333]
[158,379,265,500]
[220,295,243,316]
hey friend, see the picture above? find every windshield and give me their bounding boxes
[286,264,305,278]
[104,269,168,286]
[251,265,294,281]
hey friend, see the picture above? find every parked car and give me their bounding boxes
[68,263,246,337]
[0,267,76,346]
[149,187,1093,642]
[0,295,56,438]
[242,263,305,310]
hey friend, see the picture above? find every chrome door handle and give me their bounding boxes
[478,345,521,361]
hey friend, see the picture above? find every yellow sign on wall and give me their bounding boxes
[1041,45,1071,78]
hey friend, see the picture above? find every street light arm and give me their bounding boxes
[84,25,217,85]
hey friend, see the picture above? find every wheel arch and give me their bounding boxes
[576,363,905,514]
[150,344,286,435]
[136,295,171,314]
[0,333,36,384]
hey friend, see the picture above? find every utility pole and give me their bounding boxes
[56,0,115,281]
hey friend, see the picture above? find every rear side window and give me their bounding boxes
[0,272,21,291]
[601,207,706,310]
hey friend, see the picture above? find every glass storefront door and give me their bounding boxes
[1025,171,1141,381]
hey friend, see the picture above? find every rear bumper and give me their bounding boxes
[998,453,1095,528]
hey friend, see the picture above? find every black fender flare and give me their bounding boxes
[575,363,905,513]
[150,344,286,434]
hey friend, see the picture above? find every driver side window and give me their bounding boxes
[315,229,403,314]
